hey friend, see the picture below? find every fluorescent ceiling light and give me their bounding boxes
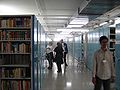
[69,17,89,25]
[67,17,89,28]
[67,24,84,28]
[57,28,89,33]
[99,22,108,26]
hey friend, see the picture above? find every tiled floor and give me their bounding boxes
[41,59,94,90]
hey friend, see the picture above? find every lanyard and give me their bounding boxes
[103,51,106,60]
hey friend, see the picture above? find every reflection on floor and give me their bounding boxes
[41,59,94,90]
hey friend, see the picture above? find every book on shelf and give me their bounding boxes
[0,17,31,28]
[1,80,31,90]
[1,67,31,78]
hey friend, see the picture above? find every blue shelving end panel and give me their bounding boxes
[115,23,120,90]
[116,24,120,59]
[31,15,38,90]
[31,15,46,90]
[115,44,120,59]
[74,36,82,60]
[115,58,120,90]
[86,30,100,70]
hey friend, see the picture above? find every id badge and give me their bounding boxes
[103,59,107,63]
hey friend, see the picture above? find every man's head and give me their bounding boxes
[60,39,63,43]
[49,41,53,45]
[99,36,108,49]
[99,36,108,43]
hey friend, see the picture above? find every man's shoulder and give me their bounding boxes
[94,49,101,54]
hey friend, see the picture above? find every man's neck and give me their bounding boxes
[101,47,107,51]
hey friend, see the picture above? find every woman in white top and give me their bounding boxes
[46,41,54,70]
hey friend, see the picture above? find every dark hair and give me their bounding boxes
[99,36,108,43]
[57,42,61,46]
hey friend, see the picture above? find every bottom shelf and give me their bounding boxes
[0,80,31,90]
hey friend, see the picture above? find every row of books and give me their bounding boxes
[1,80,31,90]
[0,54,30,65]
[0,17,31,27]
[0,30,31,40]
[1,67,31,78]
[0,42,31,53]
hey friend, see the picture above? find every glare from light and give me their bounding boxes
[88,33,93,38]
[0,5,20,14]
[46,38,52,42]
[92,32,100,39]
[54,33,72,41]
[116,30,120,33]
[75,37,79,41]
[66,82,72,87]
[54,34,64,41]
[41,35,46,41]
[34,27,37,42]
[69,38,73,42]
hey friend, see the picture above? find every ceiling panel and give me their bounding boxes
[80,0,120,21]
[44,0,82,10]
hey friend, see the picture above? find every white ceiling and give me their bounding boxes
[0,0,120,39]
[0,0,38,14]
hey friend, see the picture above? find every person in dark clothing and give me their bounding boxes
[60,39,68,66]
[54,42,64,73]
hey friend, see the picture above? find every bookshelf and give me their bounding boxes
[0,15,38,90]
[109,27,115,62]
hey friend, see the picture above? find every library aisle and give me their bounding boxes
[41,58,94,90]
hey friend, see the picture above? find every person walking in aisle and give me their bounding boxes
[92,36,115,90]
[60,39,68,66]
[54,42,64,73]
[45,41,54,70]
